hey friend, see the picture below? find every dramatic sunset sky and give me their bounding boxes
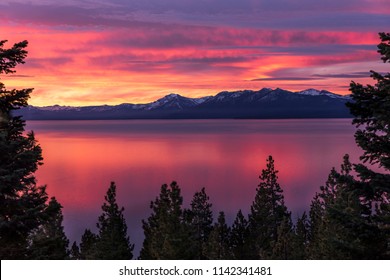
[1,0,389,106]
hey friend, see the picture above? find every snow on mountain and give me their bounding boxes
[297,88,322,96]
[143,93,211,110]
[192,96,212,104]
[37,105,81,111]
[145,94,184,110]
[296,89,350,99]
[256,88,291,101]
[243,88,273,102]
[214,90,250,101]
[86,105,114,112]
[21,87,352,120]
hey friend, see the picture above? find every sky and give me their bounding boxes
[1,0,389,106]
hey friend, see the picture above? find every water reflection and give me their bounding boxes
[26,119,360,255]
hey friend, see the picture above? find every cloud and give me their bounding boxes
[1,0,386,106]
[6,74,35,78]
[312,72,371,78]
[15,0,383,16]
[251,77,321,81]
[1,1,388,32]
[251,72,372,82]
[28,57,73,66]
[94,27,378,51]
[251,77,320,82]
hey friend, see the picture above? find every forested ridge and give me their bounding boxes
[1,33,389,260]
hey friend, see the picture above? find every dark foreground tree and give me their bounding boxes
[292,212,310,259]
[246,156,291,259]
[69,241,81,260]
[307,193,325,258]
[0,40,58,259]
[27,197,69,259]
[230,210,248,259]
[271,216,294,259]
[79,229,98,260]
[309,155,387,259]
[204,211,232,259]
[94,182,134,259]
[347,33,390,196]
[140,181,191,259]
[186,187,213,259]
[346,32,390,258]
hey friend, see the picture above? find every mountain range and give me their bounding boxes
[18,88,352,120]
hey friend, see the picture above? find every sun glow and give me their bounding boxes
[1,1,388,106]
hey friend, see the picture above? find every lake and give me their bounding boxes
[26,119,361,256]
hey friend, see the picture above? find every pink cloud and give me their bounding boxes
[1,15,384,106]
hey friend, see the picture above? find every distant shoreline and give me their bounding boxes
[19,88,352,120]
[23,116,353,121]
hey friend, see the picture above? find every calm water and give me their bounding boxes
[26,119,360,255]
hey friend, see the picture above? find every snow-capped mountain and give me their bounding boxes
[208,89,270,104]
[18,88,352,119]
[296,89,350,99]
[142,93,212,110]
[31,94,212,112]
[37,105,81,111]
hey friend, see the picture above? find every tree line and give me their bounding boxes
[1,33,389,260]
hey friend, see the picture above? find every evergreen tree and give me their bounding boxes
[292,212,309,259]
[69,241,81,260]
[327,156,386,259]
[246,156,290,259]
[27,197,69,259]
[0,40,52,259]
[204,211,232,259]
[345,32,390,257]
[94,182,134,260]
[347,32,390,192]
[229,209,248,259]
[309,155,387,259]
[271,216,294,260]
[374,199,390,257]
[140,181,191,259]
[79,229,98,260]
[308,160,356,259]
[186,187,213,259]
[307,194,325,259]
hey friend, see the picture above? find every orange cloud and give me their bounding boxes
[1,23,384,106]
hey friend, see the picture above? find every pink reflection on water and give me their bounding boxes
[27,119,360,254]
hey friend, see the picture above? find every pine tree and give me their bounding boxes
[229,209,248,259]
[204,211,232,259]
[310,155,387,259]
[347,32,390,191]
[292,212,309,259]
[246,156,290,259]
[271,216,294,260]
[374,199,390,257]
[27,197,69,259]
[94,182,134,260]
[0,40,52,259]
[345,32,390,258]
[186,187,213,259]
[308,160,353,259]
[140,181,191,259]
[307,194,325,259]
[329,157,386,259]
[79,229,98,260]
[69,241,81,260]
